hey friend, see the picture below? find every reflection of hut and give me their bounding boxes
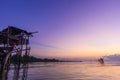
[98,58,104,64]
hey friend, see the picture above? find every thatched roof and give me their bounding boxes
[2,26,30,35]
[0,26,30,45]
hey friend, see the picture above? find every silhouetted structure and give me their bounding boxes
[0,26,36,80]
[98,58,104,64]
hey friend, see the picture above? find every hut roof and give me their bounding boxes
[2,26,30,35]
[0,26,31,45]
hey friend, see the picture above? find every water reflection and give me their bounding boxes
[0,63,29,80]
[1,62,120,80]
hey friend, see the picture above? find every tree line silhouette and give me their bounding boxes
[11,54,60,63]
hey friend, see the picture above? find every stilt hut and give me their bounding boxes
[0,26,34,72]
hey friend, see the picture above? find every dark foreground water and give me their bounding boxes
[4,62,120,80]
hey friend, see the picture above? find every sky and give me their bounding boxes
[1,0,120,59]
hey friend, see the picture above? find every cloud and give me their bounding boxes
[105,54,120,61]
[31,40,62,50]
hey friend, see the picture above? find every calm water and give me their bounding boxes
[5,62,120,80]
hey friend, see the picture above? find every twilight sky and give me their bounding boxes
[1,0,120,59]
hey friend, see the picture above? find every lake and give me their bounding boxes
[3,62,120,80]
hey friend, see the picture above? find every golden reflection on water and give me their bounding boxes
[1,62,120,80]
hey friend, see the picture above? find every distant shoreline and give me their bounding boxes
[11,54,82,63]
